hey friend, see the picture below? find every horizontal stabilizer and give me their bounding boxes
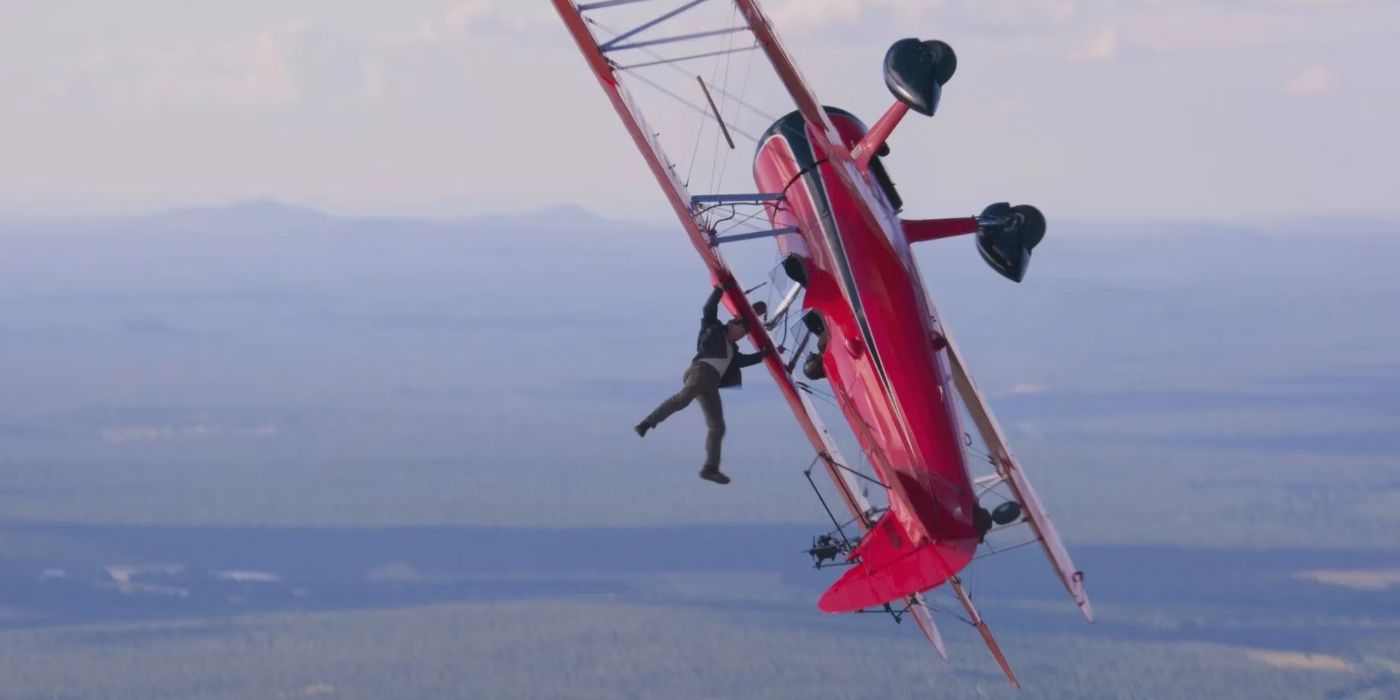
[818,511,967,613]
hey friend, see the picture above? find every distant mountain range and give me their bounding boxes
[0,199,630,237]
[4,199,1395,239]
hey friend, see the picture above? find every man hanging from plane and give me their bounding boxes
[635,280,771,485]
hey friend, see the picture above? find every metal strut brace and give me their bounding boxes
[697,75,739,149]
[803,457,860,550]
[578,0,658,11]
[708,226,797,245]
[616,45,760,70]
[854,600,915,623]
[597,0,711,51]
[831,458,889,490]
[602,26,746,53]
[691,193,784,205]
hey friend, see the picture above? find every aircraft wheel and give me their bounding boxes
[1010,205,1046,250]
[924,40,957,85]
[802,353,826,381]
[884,38,957,116]
[991,501,1023,525]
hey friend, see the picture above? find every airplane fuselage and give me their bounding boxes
[753,109,978,585]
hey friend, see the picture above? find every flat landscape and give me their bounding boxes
[1,206,1397,698]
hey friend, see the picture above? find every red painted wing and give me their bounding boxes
[552,1,719,275]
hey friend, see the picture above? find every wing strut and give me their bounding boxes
[597,0,712,51]
[709,226,797,245]
[908,597,950,661]
[696,76,736,149]
[950,576,1019,688]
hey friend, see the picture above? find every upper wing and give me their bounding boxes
[553,0,721,274]
[553,0,796,336]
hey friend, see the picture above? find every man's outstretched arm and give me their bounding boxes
[734,347,773,368]
[702,284,726,323]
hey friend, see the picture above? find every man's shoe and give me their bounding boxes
[634,421,652,438]
[699,468,731,485]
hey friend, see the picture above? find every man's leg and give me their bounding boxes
[693,369,728,484]
[638,366,702,435]
[694,392,728,478]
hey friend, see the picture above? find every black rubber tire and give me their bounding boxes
[992,501,1023,525]
[1011,204,1046,249]
[923,40,957,85]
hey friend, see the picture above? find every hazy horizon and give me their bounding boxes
[4,196,1399,236]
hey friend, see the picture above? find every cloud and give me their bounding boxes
[48,21,312,111]
[34,3,556,113]
[767,0,1081,33]
[145,20,308,108]
[767,0,863,29]
[409,0,554,43]
[1284,65,1335,96]
[1070,26,1119,61]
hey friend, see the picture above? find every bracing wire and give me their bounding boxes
[714,206,776,236]
[715,34,759,191]
[693,12,731,190]
[585,17,775,122]
[583,14,763,192]
[620,70,760,144]
[706,2,740,197]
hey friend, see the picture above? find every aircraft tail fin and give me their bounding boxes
[818,511,967,613]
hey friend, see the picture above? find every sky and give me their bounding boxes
[0,0,1397,221]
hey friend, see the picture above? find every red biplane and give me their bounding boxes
[553,0,1092,686]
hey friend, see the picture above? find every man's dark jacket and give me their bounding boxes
[693,286,766,388]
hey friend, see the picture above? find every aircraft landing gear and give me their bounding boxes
[977,202,1046,283]
[991,501,1023,525]
[884,38,958,116]
[803,353,826,380]
[976,500,1024,541]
